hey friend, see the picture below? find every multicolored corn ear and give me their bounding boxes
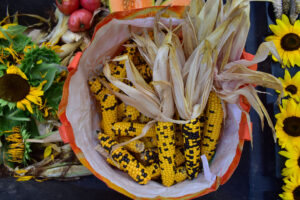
[182,118,201,179]
[89,77,118,138]
[98,133,151,184]
[201,92,224,162]
[112,122,156,137]
[174,166,188,183]
[140,148,158,164]
[100,93,118,138]
[155,122,176,187]
[118,137,145,153]
[124,105,141,122]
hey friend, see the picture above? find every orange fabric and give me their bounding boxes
[109,0,155,12]
[162,0,191,6]
[58,7,257,200]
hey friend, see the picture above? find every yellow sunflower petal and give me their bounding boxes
[293,20,300,34]
[283,70,292,81]
[6,65,28,80]
[269,24,285,37]
[16,101,25,111]
[19,99,33,114]
[276,18,290,34]
[281,14,292,30]
[26,94,42,106]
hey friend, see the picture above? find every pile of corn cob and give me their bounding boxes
[88,39,224,186]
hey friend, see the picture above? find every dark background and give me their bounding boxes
[0,1,283,200]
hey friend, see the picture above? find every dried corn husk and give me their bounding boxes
[103,0,283,145]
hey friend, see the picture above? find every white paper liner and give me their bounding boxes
[66,17,243,198]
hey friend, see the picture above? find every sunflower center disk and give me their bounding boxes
[283,117,300,137]
[0,74,30,102]
[286,85,298,95]
[298,156,300,168]
[281,33,300,51]
[293,186,300,200]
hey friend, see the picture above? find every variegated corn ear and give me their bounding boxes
[182,118,202,179]
[155,122,176,187]
[98,133,151,184]
[201,92,224,162]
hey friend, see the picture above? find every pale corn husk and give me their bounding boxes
[102,0,283,148]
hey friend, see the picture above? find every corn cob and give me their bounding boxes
[155,122,176,187]
[140,148,158,164]
[118,137,145,153]
[98,133,151,184]
[124,105,141,122]
[100,93,118,138]
[175,147,185,167]
[174,166,188,183]
[112,122,156,137]
[182,118,201,179]
[89,77,118,138]
[146,163,160,179]
[141,136,158,148]
[201,92,224,162]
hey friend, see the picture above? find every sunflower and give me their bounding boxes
[275,99,300,148]
[0,64,46,113]
[5,126,31,164]
[278,70,300,101]
[279,174,300,200]
[279,144,300,177]
[265,14,300,67]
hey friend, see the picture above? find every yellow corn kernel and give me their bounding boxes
[140,148,158,164]
[124,105,141,122]
[141,137,158,148]
[118,137,145,153]
[98,133,151,185]
[174,166,188,183]
[117,102,126,121]
[201,92,223,162]
[112,122,156,137]
[155,122,176,187]
[146,163,160,179]
[175,147,185,167]
[182,118,202,179]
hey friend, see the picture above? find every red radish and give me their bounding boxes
[68,9,93,32]
[80,0,101,12]
[55,0,80,15]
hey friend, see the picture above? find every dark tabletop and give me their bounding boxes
[0,1,283,200]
